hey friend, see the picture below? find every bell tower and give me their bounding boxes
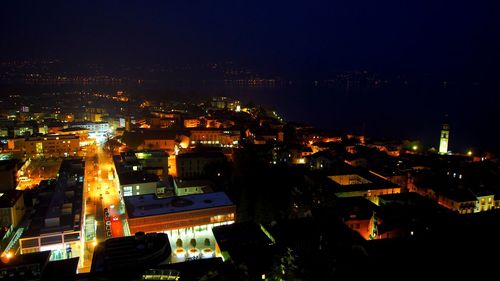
[439,117,450,155]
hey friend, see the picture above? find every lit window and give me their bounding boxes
[123,186,132,196]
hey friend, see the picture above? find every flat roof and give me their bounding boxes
[0,250,50,269]
[22,158,84,237]
[440,188,477,202]
[0,189,23,208]
[174,179,213,188]
[118,172,159,186]
[124,192,234,218]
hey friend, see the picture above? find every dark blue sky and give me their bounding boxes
[2,1,500,78]
[1,1,500,152]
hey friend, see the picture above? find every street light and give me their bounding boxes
[1,251,13,263]
[412,145,418,151]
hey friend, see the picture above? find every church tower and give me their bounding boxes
[439,118,450,155]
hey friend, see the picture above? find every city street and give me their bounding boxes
[79,144,125,273]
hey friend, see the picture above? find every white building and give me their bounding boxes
[69,121,110,143]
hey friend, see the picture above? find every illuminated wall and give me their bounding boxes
[22,135,80,158]
[475,195,495,212]
[126,206,236,235]
[439,123,449,154]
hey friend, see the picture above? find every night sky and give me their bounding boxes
[2,1,500,76]
[1,1,500,151]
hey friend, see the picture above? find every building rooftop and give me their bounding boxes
[177,151,226,159]
[212,222,274,275]
[25,134,79,141]
[174,179,213,189]
[124,192,234,218]
[0,250,50,269]
[0,189,23,208]
[0,159,19,171]
[91,232,171,275]
[441,188,477,202]
[118,172,159,186]
[336,196,378,221]
[58,127,89,132]
[41,257,79,281]
[125,129,178,140]
[22,158,84,237]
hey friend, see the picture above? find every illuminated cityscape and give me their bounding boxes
[1,1,500,281]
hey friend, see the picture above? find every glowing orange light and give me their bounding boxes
[1,251,13,263]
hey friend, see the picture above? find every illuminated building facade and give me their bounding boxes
[173,179,212,196]
[142,138,176,152]
[69,121,109,143]
[337,197,377,240]
[189,128,240,147]
[183,118,201,128]
[124,192,235,262]
[439,122,449,155]
[209,96,241,111]
[11,135,79,158]
[438,189,477,214]
[113,152,166,196]
[55,127,90,146]
[13,126,34,137]
[117,172,161,197]
[475,193,495,212]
